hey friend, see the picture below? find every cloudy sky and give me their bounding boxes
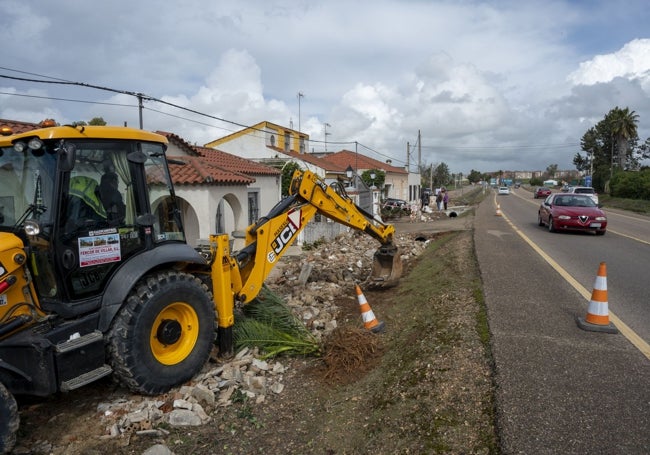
[2,0,650,174]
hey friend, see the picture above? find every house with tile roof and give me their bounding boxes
[320,150,415,202]
[159,132,281,247]
[204,120,309,165]
[203,121,421,206]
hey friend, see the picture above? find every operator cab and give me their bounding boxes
[0,127,185,316]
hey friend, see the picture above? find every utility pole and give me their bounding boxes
[355,141,358,174]
[297,92,304,132]
[324,123,331,152]
[418,130,421,171]
[137,93,144,129]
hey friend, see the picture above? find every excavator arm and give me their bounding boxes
[234,169,401,299]
[289,169,397,244]
[207,169,402,356]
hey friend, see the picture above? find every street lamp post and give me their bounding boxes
[370,171,376,189]
[345,165,354,180]
[297,92,304,132]
[324,123,331,152]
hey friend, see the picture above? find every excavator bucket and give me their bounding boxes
[369,243,402,288]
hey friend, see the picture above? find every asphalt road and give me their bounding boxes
[474,191,650,454]
[499,187,650,343]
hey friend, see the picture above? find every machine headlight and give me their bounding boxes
[24,220,40,236]
[13,141,26,152]
[27,138,44,150]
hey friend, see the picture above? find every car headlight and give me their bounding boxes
[595,216,607,221]
[558,215,571,220]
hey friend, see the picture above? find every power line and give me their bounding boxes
[0,66,578,168]
[0,91,135,107]
[419,143,579,150]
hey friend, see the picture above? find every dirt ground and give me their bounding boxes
[11,228,497,455]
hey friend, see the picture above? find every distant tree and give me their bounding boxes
[545,164,558,179]
[575,107,648,193]
[609,107,638,169]
[528,177,540,186]
[610,169,650,199]
[433,162,450,188]
[71,117,107,126]
[89,117,107,126]
[360,169,385,188]
[419,162,434,189]
[467,169,483,184]
[418,162,451,188]
[281,161,302,197]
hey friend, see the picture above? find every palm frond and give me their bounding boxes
[233,285,321,358]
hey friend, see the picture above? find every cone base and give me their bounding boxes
[576,315,618,334]
[369,320,386,333]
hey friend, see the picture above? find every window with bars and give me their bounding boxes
[248,191,259,224]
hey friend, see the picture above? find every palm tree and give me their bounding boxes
[609,107,639,169]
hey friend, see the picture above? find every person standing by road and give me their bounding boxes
[443,188,449,210]
[436,190,443,211]
[421,190,430,211]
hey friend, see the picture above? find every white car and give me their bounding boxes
[498,186,510,195]
[568,186,598,204]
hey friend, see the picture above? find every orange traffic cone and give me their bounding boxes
[576,262,618,334]
[355,284,385,333]
[495,203,502,216]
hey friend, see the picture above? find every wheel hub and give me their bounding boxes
[156,319,182,345]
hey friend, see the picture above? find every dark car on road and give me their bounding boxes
[538,193,607,235]
[534,187,552,199]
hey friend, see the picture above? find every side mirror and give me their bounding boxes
[57,141,76,171]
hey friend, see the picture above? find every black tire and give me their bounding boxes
[547,217,555,232]
[538,214,544,226]
[107,271,216,395]
[0,382,19,454]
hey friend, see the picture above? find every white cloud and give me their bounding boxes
[568,39,650,87]
[2,0,650,173]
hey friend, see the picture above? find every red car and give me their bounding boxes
[538,193,607,235]
[534,187,552,199]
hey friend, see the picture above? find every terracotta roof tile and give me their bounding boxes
[282,149,340,170]
[195,146,280,176]
[321,150,408,174]
[156,130,199,156]
[0,119,41,134]
[167,155,255,186]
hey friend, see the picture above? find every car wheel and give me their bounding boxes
[547,217,555,232]
[538,214,544,226]
[107,271,216,395]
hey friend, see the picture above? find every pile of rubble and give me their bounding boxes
[75,232,428,448]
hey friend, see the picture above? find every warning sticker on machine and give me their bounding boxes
[78,233,121,267]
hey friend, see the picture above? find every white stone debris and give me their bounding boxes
[93,230,427,444]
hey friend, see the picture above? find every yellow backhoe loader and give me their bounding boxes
[0,124,401,452]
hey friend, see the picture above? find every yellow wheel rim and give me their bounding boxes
[150,302,200,365]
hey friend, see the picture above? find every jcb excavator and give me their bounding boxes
[0,123,402,452]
